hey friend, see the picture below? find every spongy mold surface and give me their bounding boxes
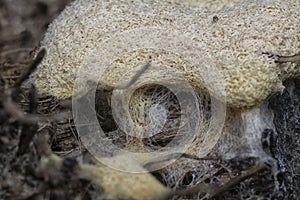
[171,0,247,10]
[31,0,300,198]
[33,0,300,109]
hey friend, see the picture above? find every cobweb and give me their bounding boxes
[95,82,286,199]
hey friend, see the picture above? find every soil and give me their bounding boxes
[0,0,299,199]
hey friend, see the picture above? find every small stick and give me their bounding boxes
[1,48,70,124]
[61,63,151,108]
[115,63,151,89]
[169,183,212,198]
[0,74,5,86]
[1,90,71,124]
[17,84,38,155]
[275,54,300,63]
[28,84,38,113]
[163,163,266,199]
[207,163,266,199]
[2,90,41,124]
[143,153,221,169]
[14,48,46,88]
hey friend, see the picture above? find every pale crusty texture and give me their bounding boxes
[38,154,169,200]
[171,0,246,10]
[33,0,300,108]
[79,156,170,200]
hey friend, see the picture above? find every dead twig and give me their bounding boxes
[276,54,300,63]
[115,62,151,89]
[206,163,266,199]
[163,163,266,199]
[143,153,221,169]
[13,48,45,89]
[1,87,71,124]
[2,89,41,123]
[17,84,38,155]
[1,49,71,124]
[60,63,151,109]
[170,183,212,198]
